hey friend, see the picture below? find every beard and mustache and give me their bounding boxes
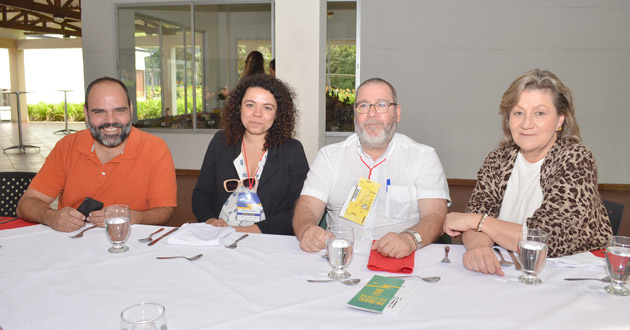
[355,113,398,150]
[87,120,132,147]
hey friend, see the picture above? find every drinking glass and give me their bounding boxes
[517,228,548,285]
[326,224,354,280]
[120,302,167,330]
[105,204,131,253]
[604,236,630,296]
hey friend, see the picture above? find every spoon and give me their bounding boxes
[69,225,98,238]
[564,276,610,283]
[138,228,165,243]
[388,275,441,283]
[493,247,513,266]
[156,254,203,261]
[307,278,361,285]
[225,234,249,249]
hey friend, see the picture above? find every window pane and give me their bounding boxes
[326,1,357,132]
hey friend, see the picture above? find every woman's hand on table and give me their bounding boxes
[443,212,481,237]
[205,218,228,227]
[463,246,504,276]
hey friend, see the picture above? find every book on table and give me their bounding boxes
[347,275,418,315]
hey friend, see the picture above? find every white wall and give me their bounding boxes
[81,0,630,183]
[359,0,630,184]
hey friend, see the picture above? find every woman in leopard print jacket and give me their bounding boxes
[444,69,612,276]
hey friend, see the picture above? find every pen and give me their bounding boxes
[386,179,390,192]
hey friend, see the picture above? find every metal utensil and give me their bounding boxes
[69,225,97,238]
[507,250,521,270]
[441,246,451,263]
[307,278,361,285]
[388,275,441,283]
[138,228,165,243]
[0,217,19,225]
[225,234,249,249]
[156,253,203,261]
[493,247,513,266]
[148,227,178,246]
[564,276,611,282]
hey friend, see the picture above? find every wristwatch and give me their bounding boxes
[404,230,422,250]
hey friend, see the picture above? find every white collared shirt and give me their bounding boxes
[301,133,451,240]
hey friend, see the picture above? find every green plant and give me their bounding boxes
[27,101,85,122]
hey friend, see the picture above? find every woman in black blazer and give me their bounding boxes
[192,75,309,235]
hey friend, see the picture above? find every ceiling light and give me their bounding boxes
[53,15,65,23]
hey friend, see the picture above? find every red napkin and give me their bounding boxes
[0,218,38,231]
[590,249,605,258]
[367,242,415,274]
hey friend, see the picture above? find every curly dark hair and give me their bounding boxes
[221,74,298,149]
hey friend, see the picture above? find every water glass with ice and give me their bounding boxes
[326,224,354,280]
[517,228,548,285]
[105,204,131,253]
[604,236,630,296]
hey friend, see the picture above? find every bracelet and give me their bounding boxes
[476,214,488,232]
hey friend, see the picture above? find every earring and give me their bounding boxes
[557,126,562,132]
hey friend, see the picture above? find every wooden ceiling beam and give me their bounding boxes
[0,0,80,20]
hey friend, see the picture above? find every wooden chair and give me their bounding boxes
[603,200,624,235]
[0,172,36,217]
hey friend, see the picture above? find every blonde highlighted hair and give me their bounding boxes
[499,69,581,148]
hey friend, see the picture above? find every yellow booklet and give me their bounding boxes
[340,177,380,225]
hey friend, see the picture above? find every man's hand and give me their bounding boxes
[46,207,87,232]
[462,246,504,276]
[86,209,105,227]
[205,218,229,227]
[372,232,415,259]
[298,225,326,252]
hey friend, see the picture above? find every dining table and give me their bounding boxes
[0,223,626,330]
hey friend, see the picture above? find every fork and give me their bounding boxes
[69,225,97,238]
[493,247,513,266]
[156,254,203,261]
[441,246,451,263]
[225,234,249,249]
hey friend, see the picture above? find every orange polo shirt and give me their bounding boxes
[30,127,177,211]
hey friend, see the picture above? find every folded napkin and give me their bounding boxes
[547,251,605,269]
[0,218,38,231]
[167,223,235,247]
[367,243,415,274]
[590,249,605,258]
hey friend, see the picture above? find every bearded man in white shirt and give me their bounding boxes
[293,78,451,258]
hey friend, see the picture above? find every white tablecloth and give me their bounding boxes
[0,224,626,330]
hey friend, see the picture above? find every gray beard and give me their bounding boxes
[355,118,397,150]
[87,121,132,147]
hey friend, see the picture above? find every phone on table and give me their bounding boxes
[77,197,104,220]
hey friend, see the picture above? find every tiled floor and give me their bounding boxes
[0,121,85,172]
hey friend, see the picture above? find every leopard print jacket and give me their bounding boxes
[466,140,612,258]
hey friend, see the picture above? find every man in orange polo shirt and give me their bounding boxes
[16,77,177,232]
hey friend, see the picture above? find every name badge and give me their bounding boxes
[340,177,380,226]
[236,191,263,223]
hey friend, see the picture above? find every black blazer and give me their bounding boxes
[192,131,309,235]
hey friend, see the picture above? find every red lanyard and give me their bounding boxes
[359,155,387,180]
[242,139,266,190]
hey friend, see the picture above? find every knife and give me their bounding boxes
[507,250,521,270]
[148,227,178,246]
[0,217,19,225]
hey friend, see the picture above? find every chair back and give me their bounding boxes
[0,172,37,217]
[603,200,624,235]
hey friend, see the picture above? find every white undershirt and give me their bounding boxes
[498,152,544,225]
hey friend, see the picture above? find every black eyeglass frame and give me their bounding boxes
[353,101,398,114]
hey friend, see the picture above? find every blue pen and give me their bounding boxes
[386,179,390,192]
